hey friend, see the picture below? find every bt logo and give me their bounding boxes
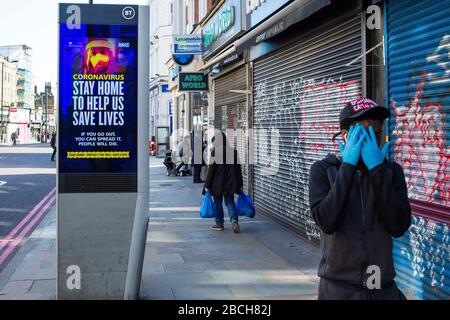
[122,6,135,20]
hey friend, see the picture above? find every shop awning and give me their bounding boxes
[202,0,331,71]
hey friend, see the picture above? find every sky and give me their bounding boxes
[0,0,148,92]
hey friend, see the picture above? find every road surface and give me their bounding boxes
[0,143,56,271]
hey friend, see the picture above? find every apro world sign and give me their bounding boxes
[202,0,244,57]
[179,73,208,91]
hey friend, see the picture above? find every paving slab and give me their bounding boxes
[0,157,321,300]
[144,158,321,300]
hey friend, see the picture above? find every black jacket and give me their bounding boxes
[308,153,412,288]
[50,136,56,148]
[204,147,243,197]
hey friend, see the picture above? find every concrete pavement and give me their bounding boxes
[0,156,321,299]
[141,157,320,300]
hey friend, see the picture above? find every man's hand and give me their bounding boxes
[338,124,365,166]
[361,126,391,170]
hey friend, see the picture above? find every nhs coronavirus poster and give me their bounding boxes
[59,24,137,174]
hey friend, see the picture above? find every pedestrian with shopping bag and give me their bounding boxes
[203,132,243,233]
[308,97,412,300]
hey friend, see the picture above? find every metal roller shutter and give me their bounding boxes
[385,0,450,300]
[213,66,249,192]
[214,66,247,107]
[252,13,363,241]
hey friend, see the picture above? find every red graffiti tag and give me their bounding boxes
[392,72,449,206]
[298,80,360,156]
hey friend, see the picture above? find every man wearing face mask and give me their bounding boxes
[308,97,412,300]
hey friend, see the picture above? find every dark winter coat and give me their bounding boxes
[50,136,56,148]
[308,153,412,298]
[204,145,243,197]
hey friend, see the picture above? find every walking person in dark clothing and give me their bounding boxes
[192,133,206,183]
[204,132,243,233]
[50,133,56,161]
[308,97,412,300]
[11,132,17,146]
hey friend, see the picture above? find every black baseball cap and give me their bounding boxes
[332,97,390,141]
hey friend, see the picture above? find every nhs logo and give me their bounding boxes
[118,42,130,48]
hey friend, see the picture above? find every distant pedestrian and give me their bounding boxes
[308,97,411,300]
[50,133,56,161]
[175,135,192,175]
[203,132,243,233]
[192,132,206,183]
[11,132,17,146]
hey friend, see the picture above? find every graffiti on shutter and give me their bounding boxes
[394,214,449,300]
[386,0,450,300]
[236,102,249,192]
[392,70,449,207]
[252,13,363,239]
[254,76,360,240]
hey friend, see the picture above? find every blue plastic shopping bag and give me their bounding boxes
[236,192,255,218]
[200,191,216,218]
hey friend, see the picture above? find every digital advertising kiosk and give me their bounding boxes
[57,3,149,299]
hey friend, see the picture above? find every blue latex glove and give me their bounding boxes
[360,126,391,170]
[338,124,365,166]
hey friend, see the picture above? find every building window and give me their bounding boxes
[199,0,207,21]
[184,0,196,33]
[185,1,189,32]
[194,0,199,25]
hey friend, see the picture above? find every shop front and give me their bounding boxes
[202,0,251,191]
[7,107,31,144]
[212,62,250,192]
[249,1,363,240]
